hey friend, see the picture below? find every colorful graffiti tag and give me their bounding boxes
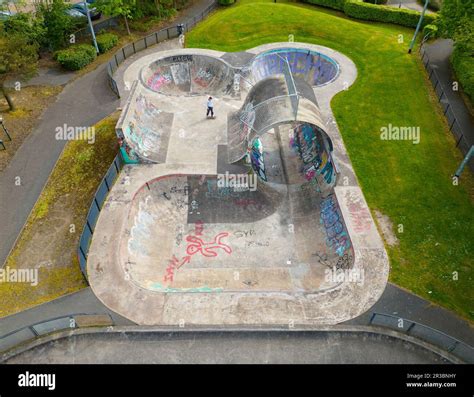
[291,124,336,188]
[250,138,267,181]
[252,49,339,86]
[320,195,351,258]
[163,230,232,283]
[124,94,163,158]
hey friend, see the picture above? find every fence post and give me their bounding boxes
[443,103,450,116]
[449,117,456,131]
[369,312,376,324]
[438,90,444,102]
[448,340,459,353]
[87,220,93,234]
[79,245,87,261]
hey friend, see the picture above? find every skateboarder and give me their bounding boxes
[206,96,214,118]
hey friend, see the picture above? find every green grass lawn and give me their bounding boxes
[0,115,119,318]
[187,1,474,321]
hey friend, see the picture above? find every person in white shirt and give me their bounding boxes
[206,97,214,118]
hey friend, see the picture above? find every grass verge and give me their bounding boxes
[0,114,119,318]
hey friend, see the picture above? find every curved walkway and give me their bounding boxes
[2,326,456,364]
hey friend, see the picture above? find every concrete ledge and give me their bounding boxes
[0,324,463,364]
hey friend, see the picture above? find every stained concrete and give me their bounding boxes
[3,327,453,364]
[86,43,389,326]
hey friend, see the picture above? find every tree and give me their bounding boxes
[2,12,46,48]
[95,0,137,35]
[35,0,78,50]
[0,33,38,111]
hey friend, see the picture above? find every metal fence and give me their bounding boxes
[77,153,125,279]
[106,1,218,98]
[0,313,114,356]
[369,312,474,363]
[420,47,474,173]
[74,16,120,39]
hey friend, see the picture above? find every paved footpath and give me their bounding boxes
[423,39,474,151]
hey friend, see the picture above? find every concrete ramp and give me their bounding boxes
[141,54,236,97]
[249,48,339,87]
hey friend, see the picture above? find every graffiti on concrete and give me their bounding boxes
[252,49,339,86]
[205,179,241,199]
[250,138,267,181]
[291,123,336,188]
[124,94,164,158]
[345,190,372,234]
[163,231,232,283]
[147,70,172,91]
[128,196,158,256]
[194,67,213,88]
[320,195,351,257]
[186,232,232,257]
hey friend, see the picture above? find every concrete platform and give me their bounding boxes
[87,43,389,326]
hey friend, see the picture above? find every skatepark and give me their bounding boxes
[86,42,390,325]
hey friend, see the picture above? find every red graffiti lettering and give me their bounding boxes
[186,232,232,257]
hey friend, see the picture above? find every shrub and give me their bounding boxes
[363,0,388,4]
[35,0,82,50]
[451,38,474,103]
[423,23,438,39]
[219,0,235,5]
[96,32,119,53]
[55,44,97,70]
[343,0,437,28]
[303,0,345,11]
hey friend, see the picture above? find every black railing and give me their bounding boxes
[420,46,473,173]
[77,153,125,279]
[369,312,474,363]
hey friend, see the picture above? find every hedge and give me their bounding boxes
[219,0,235,5]
[302,0,437,28]
[451,43,474,103]
[344,1,437,28]
[55,44,97,70]
[303,0,345,11]
[96,32,119,54]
